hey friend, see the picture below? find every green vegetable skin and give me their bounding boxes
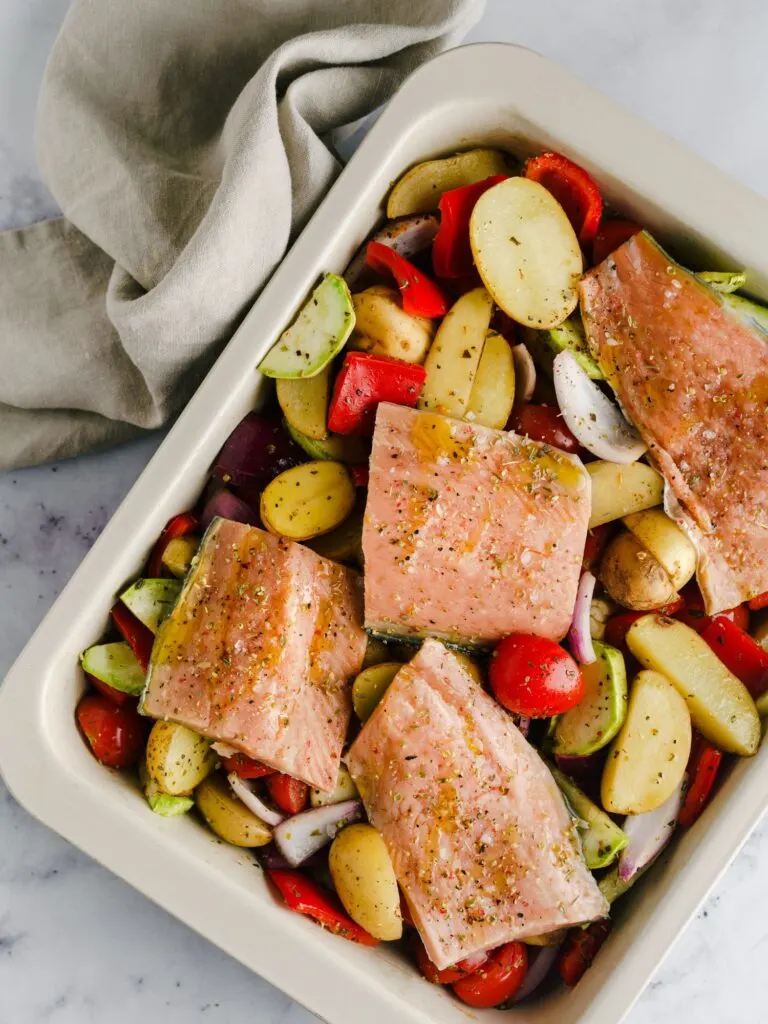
[139,762,193,817]
[81,641,145,696]
[723,292,768,334]
[553,641,627,756]
[526,315,603,380]
[120,578,182,633]
[552,766,627,870]
[284,420,368,464]
[696,270,747,293]
[259,273,355,379]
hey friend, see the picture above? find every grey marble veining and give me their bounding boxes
[3,1,768,1022]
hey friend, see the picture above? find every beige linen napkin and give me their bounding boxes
[0,0,484,469]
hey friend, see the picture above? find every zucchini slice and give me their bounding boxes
[552,766,627,870]
[81,641,145,696]
[553,641,627,756]
[120,578,182,634]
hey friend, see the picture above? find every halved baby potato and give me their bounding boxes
[350,286,435,364]
[600,530,678,611]
[470,177,583,330]
[601,669,691,815]
[465,330,515,429]
[622,509,697,590]
[276,365,331,441]
[260,461,355,541]
[586,460,664,528]
[417,287,494,417]
[161,535,200,578]
[311,765,359,808]
[329,823,402,940]
[195,773,273,847]
[353,662,402,721]
[386,148,509,218]
[145,721,216,796]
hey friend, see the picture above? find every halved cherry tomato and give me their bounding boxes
[452,942,528,1007]
[678,732,724,829]
[76,693,148,769]
[583,524,612,571]
[507,403,580,454]
[701,616,768,699]
[366,241,449,318]
[591,219,642,266]
[265,772,310,815]
[413,935,488,985]
[524,152,602,247]
[110,602,155,672]
[86,672,134,707]
[490,634,584,718]
[146,511,199,578]
[558,919,612,987]
[674,582,749,635]
[222,753,276,780]
[266,868,378,946]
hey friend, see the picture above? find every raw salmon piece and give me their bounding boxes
[581,231,768,612]
[346,639,608,969]
[141,518,366,791]
[362,403,590,648]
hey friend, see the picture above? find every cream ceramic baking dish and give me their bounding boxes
[2,42,768,1024]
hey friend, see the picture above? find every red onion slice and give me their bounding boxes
[618,776,686,882]
[512,343,537,405]
[227,773,285,827]
[274,799,362,867]
[201,488,259,530]
[344,215,439,289]
[211,412,303,490]
[509,943,561,1004]
[568,571,597,665]
[553,350,646,463]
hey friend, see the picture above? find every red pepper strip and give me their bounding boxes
[266,868,379,946]
[222,753,276,780]
[678,733,723,829]
[558,919,612,987]
[604,603,684,659]
[583,524,612,571]
[110,602,155,672]
[432,174,508,278]
[265,772,310,815]
[591,219,643,266]
[366,241,449,317]
[749,590,768,611]
[327,352,426,437]
[147,511,199,578]
[701,616,768,699]
[86,672,134,707]
[349,465,369,488]
[675,582,749,635]
[524,152,603,247]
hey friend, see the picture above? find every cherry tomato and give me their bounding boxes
[674,582,749,635]
[222,753,276,779]
[507,403,580,454]
[558,919,612,987]
[86,672,134,707]
[452,942,528,1008]
[591,219,642,266]
[489,634,584,718]
[76,693,148,769]
[265,772,310,815]
[413,935,488,985]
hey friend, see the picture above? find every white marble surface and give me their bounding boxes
[2,1,768,1021]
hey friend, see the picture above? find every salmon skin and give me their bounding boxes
[581,231,768,612]
[141,518,367,791]
[362,403,590,649]
[346,639,608,969]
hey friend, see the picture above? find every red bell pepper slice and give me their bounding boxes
[675,582,750,635]
[265,772,310,815]
[432,174,508,278]
[749,590,768,611]
[366,241,449,317]
[701,616,768,699]
[147,511,199,578]
[327,352,426,436]
[222,753,276,780]
[523,152,603,247]
[591,219,643,266]
[558,919,612,987]
[266,868,379,946]
[111,602,155,672]
[349,465,369,488]
[678,732,724,829]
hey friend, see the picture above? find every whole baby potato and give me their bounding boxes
[600,530,677,611]
[329,824,402,941]
[195,773,273,848]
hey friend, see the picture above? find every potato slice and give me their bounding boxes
[601,670,691,814]
[600,531,678,611]
[626,615,761,755]
[311,765,359,808]
[276,365,330,441]
[350,286,435,364]
[195,774,273,847]
[586,461,664,528]
[465,330,515,429]
[417,287,494,417]
[386,148,509,218]
[353,662,402,721]
[161,535,199,578]
[145,721,216,796]
[470,177,582,330]
[260,461,355,541]
[329,823,402,940]
[623,509,697,590]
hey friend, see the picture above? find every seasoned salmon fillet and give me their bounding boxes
[362,403,590,648]
[141,518,367,790]
[581,232,768,612]
[346,639,608,969]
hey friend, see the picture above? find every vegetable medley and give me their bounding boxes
[77,146,768,1009]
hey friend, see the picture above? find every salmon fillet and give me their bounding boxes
[580,232,768,612]
[346,639,608,969]
[141,518,367,790]
[362,403,590,648]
